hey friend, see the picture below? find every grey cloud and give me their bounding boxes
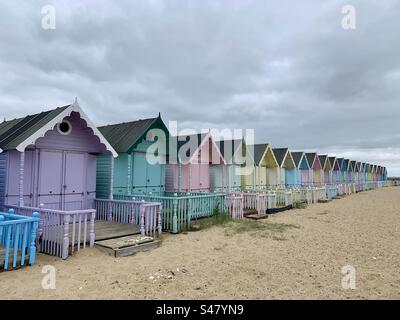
[0,0,399,175]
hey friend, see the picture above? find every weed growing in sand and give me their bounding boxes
[294,201,308,209]
[224,220,300,239]
[190,209,232,231]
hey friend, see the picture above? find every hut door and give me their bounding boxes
[199,164,210,191]
[63,152,86,210]
[132,152,147,194]
[146,154,162,194]
[37,150,63,210]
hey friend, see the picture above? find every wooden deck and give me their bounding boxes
[93,221,141,241]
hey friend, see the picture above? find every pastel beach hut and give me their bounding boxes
[291,151,311,187]
[0,102,117,211]
[165,133,225,193]
[350,161,357,184]
[272,148,296,187]
[306,153,322,186]
[97,115,169,197]
[336,158,345,183]
[211,139,246,192]
[343,159,351,183]
[329,157,340,184]
[241,144,278,190]
[318,155,331,185]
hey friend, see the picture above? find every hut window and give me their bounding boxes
[57,120,72,135]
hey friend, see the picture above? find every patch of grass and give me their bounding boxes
[190,207,232,231]
[224,219,300,239]
[294,201,308,209]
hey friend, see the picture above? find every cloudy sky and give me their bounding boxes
[1,0,399,175]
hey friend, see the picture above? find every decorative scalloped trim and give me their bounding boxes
[16,101,118,157]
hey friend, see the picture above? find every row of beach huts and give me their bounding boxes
[0,102,396,270]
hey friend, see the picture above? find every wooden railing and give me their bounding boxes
[312,187,326,203]
[0,209,40,270]
[95,199,162,237]
[115,193,225,233]
[5,205,95,260]
[225,194,244,220]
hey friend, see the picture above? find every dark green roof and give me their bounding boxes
[0,105,70,151]
[252,143,270,165]
[218,139,244,163]
[306,153,317,167]
[291,152,305,167]
[318,155,328,168]
[98,117,163,153]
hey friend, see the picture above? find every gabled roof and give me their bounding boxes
[318,155,329,171]
[355,162,361,172]
[329,157,339,170]
[272,148,295,168]
[253,143,270,165]
[98,115,168,153]
[0,101,117,157]
[218,139,247,164]
[173,132,225,164]
[350,160,357,172]
[306,152,321,169]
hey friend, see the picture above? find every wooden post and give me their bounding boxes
[186,192,192,229]
[157,204,162,236]
[140,204,145,236]
[178,157,182,193]
[108,155,114,221]
[29,212,40,265]
[62,214,70,260]
[19,151,25,207]
[172,193,178,233]
[89,211,95,247]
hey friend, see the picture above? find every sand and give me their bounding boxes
[1,187,399,300]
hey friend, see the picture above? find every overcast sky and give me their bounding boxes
[1,0,399,175]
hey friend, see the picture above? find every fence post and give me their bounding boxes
[0,215,4,243]
[29,212,40,265]
[186,192,192,229]
[62,214,70,260]
[172,193,178,234]
[89,211,95,247]
[140,204,145,236]
[8,208,15,215]
[157,204,162,236]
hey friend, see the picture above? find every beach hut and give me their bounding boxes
[306,153,322,186]
[329,157,339,184]
[350,161,357,184]
[272,148,296,187]
[318,155,331,185]
[0,101,117,211]
[336,158,345,183]
[291,152,311,186]
[97,115,169,197]
[165,132,225,193]
[211,139,246,192]
[241,144,278,190]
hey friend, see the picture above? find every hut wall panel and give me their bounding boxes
[96,155,111,199]
[35,112,107,154]
[266,167,279,187]
[0,151,8,209]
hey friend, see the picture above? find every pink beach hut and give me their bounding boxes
[165,133,225,193]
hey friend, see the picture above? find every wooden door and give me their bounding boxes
[132,152,147,194]
[198,164,210,191]
[37,150,63,210]
[63,152,86,210]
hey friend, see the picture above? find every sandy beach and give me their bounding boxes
[1,187,399,300]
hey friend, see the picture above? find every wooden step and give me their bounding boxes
[245,213,268,220]
[318,199,331,203]
[243,209,258,216]
[95,235,161,258]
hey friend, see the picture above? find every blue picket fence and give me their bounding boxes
[0,209,40,270]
